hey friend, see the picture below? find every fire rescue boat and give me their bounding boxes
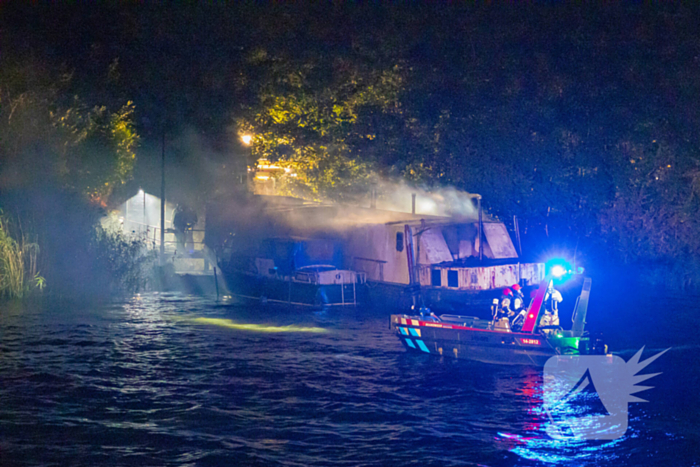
[390,274,604,366]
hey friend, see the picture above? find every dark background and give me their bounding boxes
[3,3,700,294]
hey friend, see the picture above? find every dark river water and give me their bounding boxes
[0,293,698,466]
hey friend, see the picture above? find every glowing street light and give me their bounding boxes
[240,134,254,188]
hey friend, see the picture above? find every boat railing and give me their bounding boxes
[353,257,386,282]
[439,314,486,327]
[439,314,481,321]
[294,271,319,284]
[293,269,367,285]
[292,268,364,306]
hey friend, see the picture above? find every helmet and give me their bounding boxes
[511,283,521,291]
[503,288,513,296]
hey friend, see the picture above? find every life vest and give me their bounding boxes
[498,297,512,319]
[512,291,525,311]
[544,289,563,312]
[541,289,562,327]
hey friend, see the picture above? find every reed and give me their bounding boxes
[0,214,44,299]
[89,226,156,295]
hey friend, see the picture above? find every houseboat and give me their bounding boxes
[206,196,365,307]
[343,216,544,313]
[205,194,544,311]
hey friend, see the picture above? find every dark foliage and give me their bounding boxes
[3,3,700,290]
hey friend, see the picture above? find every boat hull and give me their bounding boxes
[366,281,504,317]
[221,269,365,307]
[390,315,585,366]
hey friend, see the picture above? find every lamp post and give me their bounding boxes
[140,188,146,234]
[160,133,165,265]
[240,134,253,188]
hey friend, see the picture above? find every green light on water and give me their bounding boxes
[191,317,328,333]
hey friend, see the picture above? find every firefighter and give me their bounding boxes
[498,288,515,320]
[173,204,198,254]
[509,285,528,330]
[511,283,525,312]
[541,284,563,327]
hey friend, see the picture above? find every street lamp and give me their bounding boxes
[240,134,254,188]
[160,133,166,265]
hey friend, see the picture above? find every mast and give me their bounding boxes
[405,224,416,286]
[404,224,421,309]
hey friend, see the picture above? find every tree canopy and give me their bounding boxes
[0,62,139,205]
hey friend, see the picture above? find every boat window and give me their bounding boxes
[431,269,442,286]
[396,232,404,252]
[448,270,458,288]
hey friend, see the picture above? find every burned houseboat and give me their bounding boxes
[344,216,544,313]
[206,194,543,311]
[206,196,365,307]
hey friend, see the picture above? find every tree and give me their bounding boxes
[53,99,138,205]
[238,48,405,202]
[0,62,139,206]
[0,60,143,298]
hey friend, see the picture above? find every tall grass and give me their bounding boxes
[89,225,156,296]
[0,214,44,299]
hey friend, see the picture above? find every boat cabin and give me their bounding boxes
[205,195,544,300]
[344,217,544,291]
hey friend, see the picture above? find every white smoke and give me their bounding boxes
[374,178,479,219]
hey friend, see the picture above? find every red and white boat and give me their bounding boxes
[390,276,605,366]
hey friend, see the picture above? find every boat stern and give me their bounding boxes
[390,314,434,354]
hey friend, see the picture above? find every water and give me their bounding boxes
[0,294,698,466]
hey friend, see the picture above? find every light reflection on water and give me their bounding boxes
[499,369,629,465]
[507,435,626,465]
[189,317,328,333]
[0,293,696,466]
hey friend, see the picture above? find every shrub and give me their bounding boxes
[0,214,45,299]
[89,225,156,296]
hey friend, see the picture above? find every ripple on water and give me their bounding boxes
[0,294,697,466]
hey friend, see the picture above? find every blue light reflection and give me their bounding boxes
[499,368,637,465]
